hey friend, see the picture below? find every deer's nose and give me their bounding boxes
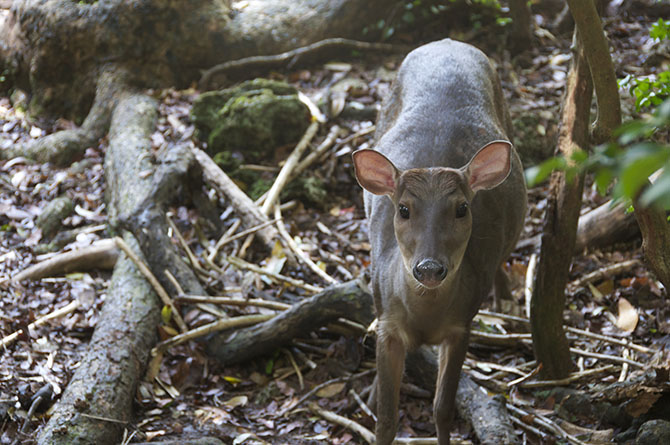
[413,259,447,286]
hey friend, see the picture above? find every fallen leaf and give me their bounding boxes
[316,382,346,398]
[616,297,638,333]
[223,395,248,409]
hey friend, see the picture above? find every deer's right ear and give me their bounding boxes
[352,149,399,196]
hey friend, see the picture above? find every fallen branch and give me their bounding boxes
[207,279,373,366]
[12,239,118,283]
[261,120,319,215]
[115,236,187,333]
[274,204,337,285]
[309,402,375,444]
[226,255,323,293]
[193,147,278,249]
[0,300,80,349]
[152,313,273,354]
[200,38,399,90]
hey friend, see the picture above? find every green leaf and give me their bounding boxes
[594,168,614,196]
[524,156,567,187]
[639,168,670,210]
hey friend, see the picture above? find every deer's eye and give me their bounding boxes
[456,202,468,218]
[398,204,410,219]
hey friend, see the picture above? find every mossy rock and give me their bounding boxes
[191,79,310,162]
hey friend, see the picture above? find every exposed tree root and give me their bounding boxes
[12,239,118,282]
[37,233,161,445]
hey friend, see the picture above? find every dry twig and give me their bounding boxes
[0,300,80,348]
[114,236,188,333]
[226,255,323,293]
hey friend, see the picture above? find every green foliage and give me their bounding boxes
[526,20,670,211]
[618,19,670,111]
[620,71,670,111]
[525,98,670,210]
[650,17,670,40]
[365,0,505,40]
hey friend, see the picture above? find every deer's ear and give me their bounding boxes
[464,141,512,193]
[352,149,399,196]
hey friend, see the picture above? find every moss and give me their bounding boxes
[281,176,327,209]
[190,78,310,162]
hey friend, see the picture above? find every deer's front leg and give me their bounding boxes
[375,331,405,445]
[434,329,470,445]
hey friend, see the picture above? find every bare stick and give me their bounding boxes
[567,259,642,290]
[114,236,188,333]
[309,402,375,444]
[477,309,653,354]
[152,314,272,354]
[199,38,398,90]
[274,204,337,284]
[261,121,319,215]
[524,253,537,318]
[208,219,241,262]
[176,295,290,311]
[349,388,376,422]
[226,255,323,293]
[12,239,118,282]
[256,124,342,207]
[166,214,210,277]
[507,404,588,445]
[215,218,281,254]
[1,300,80,348]
[569,347,643,368]
[193,147,278,249]
[519,365,616,388]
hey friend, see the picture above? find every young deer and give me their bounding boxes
[353,39,526,444]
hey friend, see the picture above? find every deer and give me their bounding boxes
[352,38,527,444]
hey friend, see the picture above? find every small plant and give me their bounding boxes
[619,19,670,111]
[526,98,670,210]
[526,19,670,212]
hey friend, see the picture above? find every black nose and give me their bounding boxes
[413,259,447,283]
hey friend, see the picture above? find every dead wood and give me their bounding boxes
[574,200,639,251]
[37,233,162,445]
[38,91,209,444]
[517,198,640,252]
[207,279,373,365]
[200,38,399,90]
[12,239,118,282]
[193,147,279,250]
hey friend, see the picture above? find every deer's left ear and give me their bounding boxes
[463,140,512,193]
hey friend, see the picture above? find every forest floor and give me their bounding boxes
[1,5,669,445]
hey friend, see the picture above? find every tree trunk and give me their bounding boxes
[0,0,390,124]
[566,0,621,143]
[508,0,533,54]
[37,234,161,445]
[530,32,592,380]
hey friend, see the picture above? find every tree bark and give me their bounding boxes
[207,279,374,365]
[37,233,161,445]
[0,0,390,123]
[530,33,593,380]
[508,0,534,55]
[38,89,209,443]
[633,200,670,290]
[566,0,621,143]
